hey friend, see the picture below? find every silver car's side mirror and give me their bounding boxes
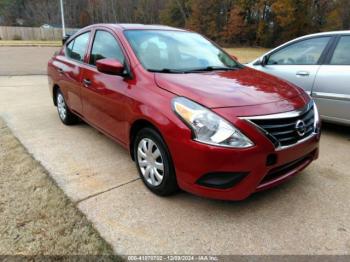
[253,59,262,66]
[261,55,268,66]
[253,55,268,67]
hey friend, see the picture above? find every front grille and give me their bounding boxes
[248,103,315,148]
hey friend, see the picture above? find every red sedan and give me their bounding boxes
[47,24,320,200]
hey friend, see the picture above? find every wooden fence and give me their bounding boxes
[0,26,79,41]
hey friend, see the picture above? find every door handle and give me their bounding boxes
[296,71,310,77]
[83,79,91,87]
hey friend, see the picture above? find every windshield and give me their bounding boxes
[124,30,241,73]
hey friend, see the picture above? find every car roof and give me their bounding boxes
[295,30,350,40]
[118,23,184,31]
[85,23,185,32]
[248,30,350,64]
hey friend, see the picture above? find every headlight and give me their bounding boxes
[172,97,254,148]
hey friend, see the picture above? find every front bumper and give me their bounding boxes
[166,122,320,201]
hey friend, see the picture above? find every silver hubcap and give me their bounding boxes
[57,93,67,120]
[137,138,164,186]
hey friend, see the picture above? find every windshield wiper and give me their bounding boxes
[148,66,239,74]
[183,66,239,73]
[148,68,185,74]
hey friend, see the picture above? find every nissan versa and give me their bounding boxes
[47,24,321,200]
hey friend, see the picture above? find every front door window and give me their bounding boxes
[267,37,331,65]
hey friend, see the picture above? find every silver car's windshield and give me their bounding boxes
[124,30,241,73]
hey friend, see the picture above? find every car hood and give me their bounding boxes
[155,67,303,108]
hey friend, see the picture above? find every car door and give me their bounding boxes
[253,36,332,94]
[312,35,350,124]
[80,29,131,144]
[55,31,90,115]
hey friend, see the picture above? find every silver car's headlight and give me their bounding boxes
[172,97,254,148]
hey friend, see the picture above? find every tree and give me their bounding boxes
[160,0,191,28]
[187,0,230,41]
[222,5,245,45]
[323,0,350,30]
[0,0,349,47]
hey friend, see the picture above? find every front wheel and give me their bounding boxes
[134,128,178,196]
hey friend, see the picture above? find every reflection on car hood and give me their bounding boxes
[155,67,303,108]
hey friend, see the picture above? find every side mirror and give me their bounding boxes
[96,58,124,75]
[254,55,268,66]
[62,34,71,45]
[261,55,268,66]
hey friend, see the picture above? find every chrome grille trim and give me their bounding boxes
[240,101,318,151]
[245,101,313,120]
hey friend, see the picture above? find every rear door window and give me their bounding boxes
[330,36,350,65]
[66,32,90,62]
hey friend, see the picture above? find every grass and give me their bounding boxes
[225,47,270,63]
[0,118,121,258]
[0,40,61,47]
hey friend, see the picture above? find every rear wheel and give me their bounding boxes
[56,89,79,125]
[134,128,178,196]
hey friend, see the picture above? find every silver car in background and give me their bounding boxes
[248,31,350,125]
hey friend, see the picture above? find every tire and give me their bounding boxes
[56,89,79,125]
[134,127,178,196]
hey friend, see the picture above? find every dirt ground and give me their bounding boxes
[0,118,119,257]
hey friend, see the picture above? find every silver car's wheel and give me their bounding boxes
[57,93,67,121]
[137,138,164,186]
